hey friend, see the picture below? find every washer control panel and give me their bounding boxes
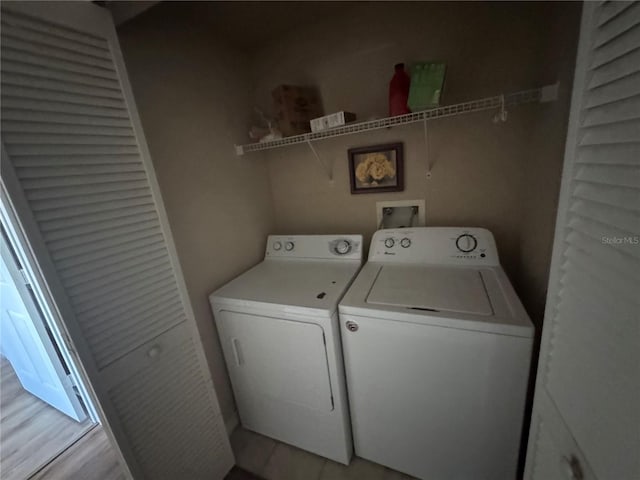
[266,234,363,261]
[370,227,499,265]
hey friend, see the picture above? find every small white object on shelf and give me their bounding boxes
[310,111,357,132]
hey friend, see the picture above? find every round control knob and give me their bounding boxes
[273,241,282,251]
[456,234,478,253]
[284,241,295,251]
[334,239,352,255]
[384,238,395,248]
[400,238,411,248]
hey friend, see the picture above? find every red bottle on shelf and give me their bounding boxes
[389,63,411,117]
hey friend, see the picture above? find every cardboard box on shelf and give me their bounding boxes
[272,85,323,137]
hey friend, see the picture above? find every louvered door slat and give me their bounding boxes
[31,189,151,214]
[17,164,144,179]
[598,1,635,26]
[563,244,638,297]
[1,47,118,80]
[77,287,181,337]
[526,3,640,479]
[590,24,640,69]
[25,180,149,200]
[0,21,111,60]
[58,241,166,279]
[3,108,131,127]
[587,46,640,89]
[582,95,640,126]
[570,198,640,234]
[22,172,147,190]
[583,71,640,108]
[1,85,127,109]
[52,230,164,266]
[579,119,640,145]
[2,72,124,100]
[62,249,169,292]
[42,210,158,241]
[70,263,173,308]
[576,142,640,165]
[73,273,175,316]
[83,297,183,341]
[0,35,114,70]
[594,2,640,47]
[572,181,640,211]
[573,164,640,187]
[65,253,170,296]
[5,123,133,138]
[37,202,155,229]
[1,10,108,49]
[1,98,129,119]
[561,267,639,317]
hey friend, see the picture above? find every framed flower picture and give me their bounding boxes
[348,143,404,194]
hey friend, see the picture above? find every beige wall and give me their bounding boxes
[117,6,275,421]
[252,1,581,326]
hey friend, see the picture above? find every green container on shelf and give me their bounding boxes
[407,62,446,111]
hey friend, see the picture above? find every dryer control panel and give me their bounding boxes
[369,227,499,266]
[266,234,363,261]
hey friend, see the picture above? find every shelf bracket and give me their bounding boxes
[493,94,508,123]
[306,140,333,181]
[423,119,432,179]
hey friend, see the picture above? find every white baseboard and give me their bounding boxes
[224,411,239,436]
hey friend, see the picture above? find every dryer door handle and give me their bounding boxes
[231,338,244,366]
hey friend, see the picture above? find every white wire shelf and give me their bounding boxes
[235,83,559,155]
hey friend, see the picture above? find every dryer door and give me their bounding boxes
[217,311,333,415]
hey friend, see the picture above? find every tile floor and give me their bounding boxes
[230,427,417,480]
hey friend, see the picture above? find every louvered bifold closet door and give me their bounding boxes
[0,2,233,479]
[525,2,640,480]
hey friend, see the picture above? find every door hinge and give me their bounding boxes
[18,268,31,286]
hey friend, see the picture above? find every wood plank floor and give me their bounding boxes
[0,357,93,479]
[30,425,126,480]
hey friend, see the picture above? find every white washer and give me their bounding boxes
[339,227,533,480]
[210,235,362,464]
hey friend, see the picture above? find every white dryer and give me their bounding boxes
[339,227,533,480]
[210,235,362,465]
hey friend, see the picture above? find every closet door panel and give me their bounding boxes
[0,2,233,478]
[525,2,640,480]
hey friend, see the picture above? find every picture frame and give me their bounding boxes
[348,143,404,194]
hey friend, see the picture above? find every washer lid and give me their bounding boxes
[366,265,493,316]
